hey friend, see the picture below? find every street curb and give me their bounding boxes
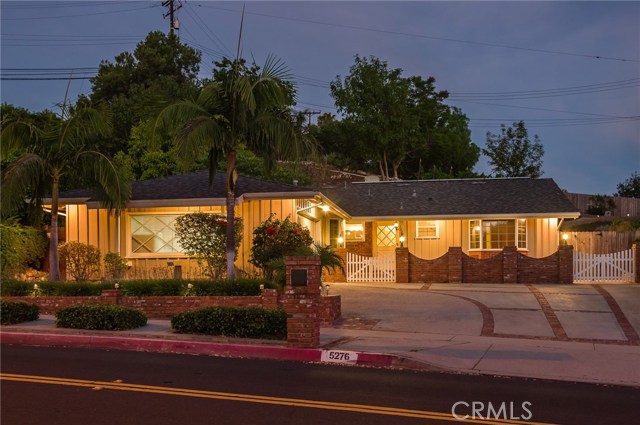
[0,332,396,368]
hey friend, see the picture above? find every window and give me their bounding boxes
[130,215,184,254]
[469,219,527,250]
[416,220,439,239]
[376,225,397,247]
[345,223,364,241]
[329,219,340,248]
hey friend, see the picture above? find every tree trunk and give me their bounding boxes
[392,159,402,180]
[225,150,237,280]
[48,175,61,281]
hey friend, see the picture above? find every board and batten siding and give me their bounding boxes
[405,218,560,260]
[65,199,312,277]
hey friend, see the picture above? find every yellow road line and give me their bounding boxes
[1,373,557,425]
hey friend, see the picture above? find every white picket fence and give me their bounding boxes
[574,249,635,283]
[346,252,396,282]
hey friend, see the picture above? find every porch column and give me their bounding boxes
[502,246,518,284]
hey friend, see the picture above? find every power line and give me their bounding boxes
[447,100,634,119]
[1,4,160,21]
[183,2,233,58]
[194,3,639,63]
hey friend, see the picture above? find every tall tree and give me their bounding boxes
[90,31,201,155]
[156,57,298,279]
[329,55,475,180]
[1,104,131,281]
[483,120,544,178]
[615,171,640,198]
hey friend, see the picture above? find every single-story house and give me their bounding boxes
[57,171,579,281]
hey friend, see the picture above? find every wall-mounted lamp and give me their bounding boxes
[561,233,569,245]
[320,205,330,212]
[399,235,405,247]
[337,236,344,245]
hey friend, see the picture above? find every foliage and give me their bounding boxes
[328,55,476,180]
[156,56,301,279]
[586,194,617,216]
[37,281,114,296]
[1,103,131,281]
[313,243,345,278]
[609,219,640,232]
[90,31,201,155]
[483,120,544,178]
[0,300,40,325]
[615,172,640,198]
[0,221,47,280]
[171,306,287,340]
[0,280,33,296]
[104,252,129,280]
[56,303,147,331]
[249,215,314,277]
[59,242,102,281]
[174,213,243,279]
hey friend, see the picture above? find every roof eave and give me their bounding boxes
[349,212,581,221]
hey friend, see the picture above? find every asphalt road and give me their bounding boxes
[1,345,638,425]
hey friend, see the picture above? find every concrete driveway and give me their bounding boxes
[328,282,640,344]
[321,282,640,386]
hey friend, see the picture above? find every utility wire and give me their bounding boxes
[194,3,639,63]
[1,4,160,21]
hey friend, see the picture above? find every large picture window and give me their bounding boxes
[130,215,184,254]
[469,219,527,250]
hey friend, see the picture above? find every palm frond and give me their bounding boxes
[0,121,40,160]
[77,150,131,213]
[1,153,47,215]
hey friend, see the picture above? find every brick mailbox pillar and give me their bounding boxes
[283,256,321,348]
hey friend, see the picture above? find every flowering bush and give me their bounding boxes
[175,213,243,279]
[250,214,313,278]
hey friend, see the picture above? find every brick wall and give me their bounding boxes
[346,222,373,256]
[319,295,341,325]
[2,296,101,315]
[396,245,574,284]
[119,296,264,319]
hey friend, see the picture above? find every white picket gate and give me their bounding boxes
[346,252,396,282]
[574,249,635,283]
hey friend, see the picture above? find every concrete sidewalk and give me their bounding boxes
[2,309,639,387]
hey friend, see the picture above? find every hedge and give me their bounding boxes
[0,222,47,280]
[0,280,113,297]
[56,303,147,331]
[171,306,287,340]
[0,300,40,325]
[0,279,277,297]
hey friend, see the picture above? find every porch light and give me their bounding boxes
[320,205,330,212]
[562,233,569,245]
[337,236,344,245]
[399,235,405,247]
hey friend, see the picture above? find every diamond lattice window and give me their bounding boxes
[131,215,184,254]
[376,225,397,247]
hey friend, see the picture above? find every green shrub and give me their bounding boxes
[104,252,128,280]
[56,303,147,330]
[187,279,278,296]
[59,241,101,281]
[0,300,40,324]
[174,213,243,279]
[38,281,114,296]
[250,214,313,279]
[0,221,47,280]
[171,306,287,340]
[119,279,184,296]
[0,280,34,296]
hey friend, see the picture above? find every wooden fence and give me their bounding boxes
[565,193,640,217]
[346,252,396,282]
[567,231,640,255]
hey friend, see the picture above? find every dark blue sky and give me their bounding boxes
[2,1,638,195]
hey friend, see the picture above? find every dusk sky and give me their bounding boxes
[1,1,638,195]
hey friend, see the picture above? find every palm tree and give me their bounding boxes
[156,56,299,280]
[1,105,131,281]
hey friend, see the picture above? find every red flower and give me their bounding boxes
[293,228,300,234]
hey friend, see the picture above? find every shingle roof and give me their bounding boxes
[321,178,579,218]
[60,170,314,202]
